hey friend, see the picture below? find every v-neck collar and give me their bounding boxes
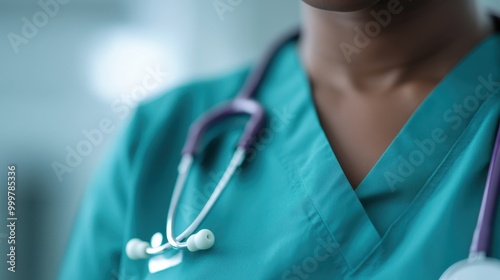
[261,33,500,269]
[352,33,500,234]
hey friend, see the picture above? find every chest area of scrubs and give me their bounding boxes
[125,35,500,280]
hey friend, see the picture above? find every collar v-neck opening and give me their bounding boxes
[259,33,500,269]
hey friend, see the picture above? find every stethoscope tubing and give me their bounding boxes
[238,30,300,99]
[148,32,304,255]
[165,148,246,250]
[470,121,500,257]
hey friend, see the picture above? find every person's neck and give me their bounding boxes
[299,0,493,94]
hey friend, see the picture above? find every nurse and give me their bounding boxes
[59,0,500,279]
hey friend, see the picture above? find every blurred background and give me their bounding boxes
[0,0,499,279]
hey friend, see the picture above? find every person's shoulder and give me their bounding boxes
[137,66,251,123]
[123,66,251,151]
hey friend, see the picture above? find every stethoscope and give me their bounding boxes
[125,30,500,279]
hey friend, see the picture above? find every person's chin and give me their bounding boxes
[302,0,381,12]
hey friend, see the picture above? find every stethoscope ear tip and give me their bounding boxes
[126,238,150,260]
[187,229,215,252]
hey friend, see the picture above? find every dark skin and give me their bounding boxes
[299,0,493,188]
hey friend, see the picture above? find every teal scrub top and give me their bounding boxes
[59,34,500,280]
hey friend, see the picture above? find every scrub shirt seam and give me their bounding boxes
[276,151,354,274]
[295,166,353,271]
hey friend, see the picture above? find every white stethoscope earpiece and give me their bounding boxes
[125,229,215,259]
[126,238,150,260]
[186,229,215,252]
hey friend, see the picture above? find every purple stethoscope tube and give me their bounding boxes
[182,30,300,156]
[470,122,500,257]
